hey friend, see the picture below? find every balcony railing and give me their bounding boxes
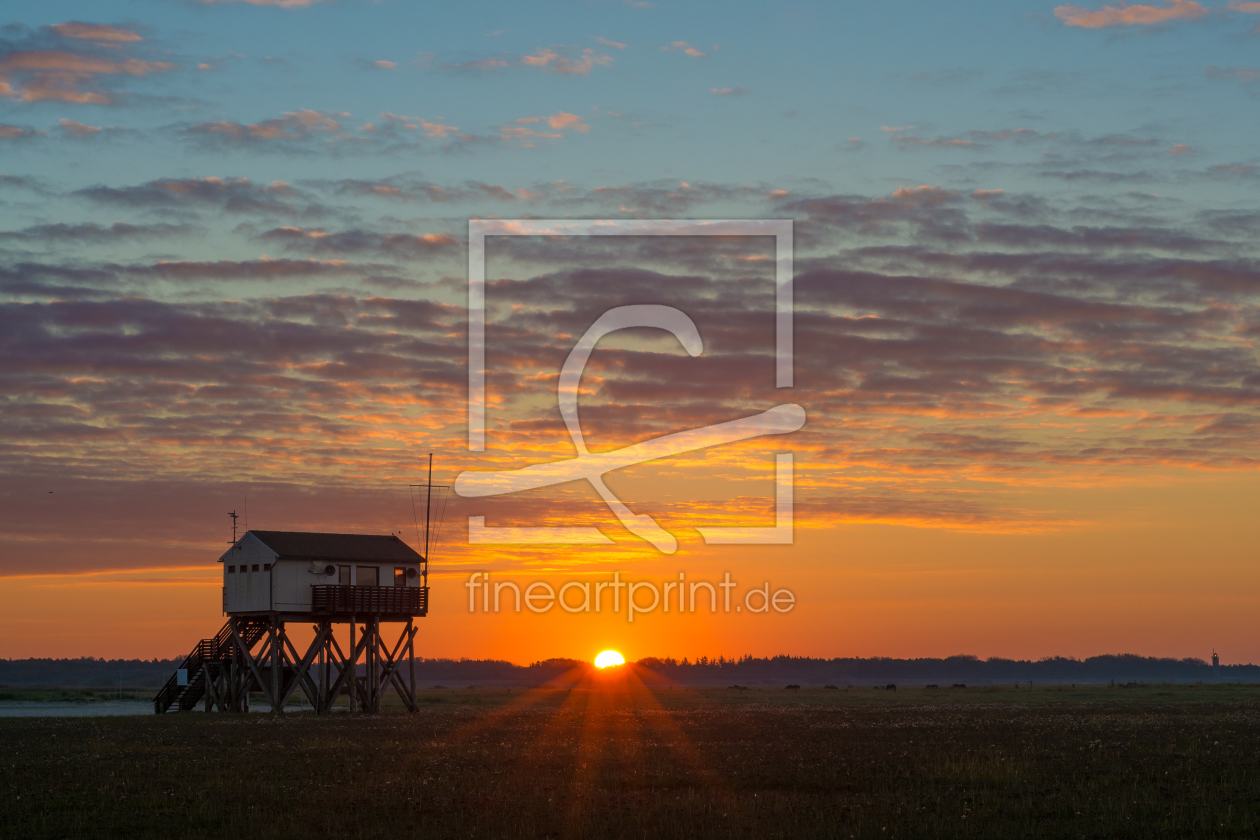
[311,584,427,617]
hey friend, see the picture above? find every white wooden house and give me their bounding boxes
[219,530,426,618]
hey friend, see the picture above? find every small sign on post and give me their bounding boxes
[177,668,188,686]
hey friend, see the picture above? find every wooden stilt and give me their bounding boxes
[270,619,281,712]
[279,626,327,709]
[375,623,418,712]
[158,609,425,716]
[316,624,327,714]
[229,620,269,712]
[348,618,357,713]
[371,618,381,712]
[407,617,416,712]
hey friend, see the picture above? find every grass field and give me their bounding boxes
[2,678,1258,839]
[0,687,153,703]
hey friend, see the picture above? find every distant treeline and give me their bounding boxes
[2,653,1255,689]
[0,658,184,689]
[633,654,1260,685]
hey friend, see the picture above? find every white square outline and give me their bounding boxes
[466,219,794,546]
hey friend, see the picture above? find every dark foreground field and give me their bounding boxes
[2,680,1259,839]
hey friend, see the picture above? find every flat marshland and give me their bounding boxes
[2,680,1258,839]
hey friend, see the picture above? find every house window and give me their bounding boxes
[252,564,260,572]
[263,563,271,571]
[394,567,406,586]
[339,565,351,586]
[357,566,379,587]
[228,566,235,574]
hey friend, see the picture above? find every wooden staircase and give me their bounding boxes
[154,618,267,713]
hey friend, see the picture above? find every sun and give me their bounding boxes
[594,650,625,669]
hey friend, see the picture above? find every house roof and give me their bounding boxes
[223,530,424,563]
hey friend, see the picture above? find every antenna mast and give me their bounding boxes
[228,510,239,544]
[424,453,433,586]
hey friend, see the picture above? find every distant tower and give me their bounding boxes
[1213,649,1220,679]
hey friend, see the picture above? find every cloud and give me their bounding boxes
[662,41,706,57]
[885,126,1052,150]
[176,109,485,154]
[187,110,345,141]
[76,176,321,216]
[1168,144,1192,155]
[189,0,332,7]
[440,57,510,72]
[420,120,459,137]
[58,119,101,138]
[324,176,546,203]
[597,37,628,49]
[49,23,142,43]
[894,136,979,149]
[0,221,197,245]
[711,86,749,96]
[438,46,614,76]
[1206,163,1258,178]
[131,257,379,281]
[500,121,562,144]
[0,50,176,104]
[1227,0,1260,10]
[1054,0,1208,28]
[972,223,1227,252]
[256,226,458,258]
[354,112,474,148]
[1206,65,1260,83]
[546,112,589,131]
[12,182,1260,552]
[580,180,772,215]
[0,124,41,140]
[350,56,399,72]
[892,185,959,205]
[778,186,969,241]
[501,112,590,145]
[521,47,613,75]
[1039,168,1155,183]
[182,109,346,148]
[0,174,51,193]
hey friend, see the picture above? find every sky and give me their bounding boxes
[3,0,1260,664]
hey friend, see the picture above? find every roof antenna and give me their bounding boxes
[409,486,422,549]
[424,453,433,567]
[244,493,249,531]
[228,510,239,544]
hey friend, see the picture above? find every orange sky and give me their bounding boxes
[5,233,1260,663]
[4,466,1258,663]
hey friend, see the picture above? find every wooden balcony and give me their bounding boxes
[311,585,428,618]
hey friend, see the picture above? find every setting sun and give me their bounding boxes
[594,650,625,669]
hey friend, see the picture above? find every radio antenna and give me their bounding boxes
[424,453,433,563]
[228,510,239,544]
